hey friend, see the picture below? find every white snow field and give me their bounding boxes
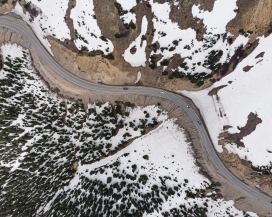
[0,44,258,216]
[70,0,114,54]
[12,0,71,54]
[192,0,237,34]
[123,16,148,67]
[181,34,272,168]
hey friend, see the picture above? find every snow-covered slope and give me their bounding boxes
[0,44,257,216]
[10,0,252,81]
[181,34,272,169]
[70,0,114,54]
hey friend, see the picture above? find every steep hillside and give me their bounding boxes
[227,0,272,40]
[0,0,269,89]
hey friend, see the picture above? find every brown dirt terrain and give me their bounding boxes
[0,0,13,13]
[227,0,272,41]
[243,65,253,72]
[219,148,272,198]
[255,52,265,59]
[49,38,135,85]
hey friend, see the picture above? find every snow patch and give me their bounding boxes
[116,0,137,24]
[192,0,237,34]
[123,16,148,67]
[27,0,70,40]
[70,0,114,54]
[135,71,141,83]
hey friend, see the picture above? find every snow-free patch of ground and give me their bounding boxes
[181,34,272,168]
[12,1,71,54]
[70,0,114,54]
[123,16,148,67]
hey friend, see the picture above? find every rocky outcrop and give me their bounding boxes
[227,0,272,41]
[48,38,135,85]
[0,0,13,14]
[243,65,254,72]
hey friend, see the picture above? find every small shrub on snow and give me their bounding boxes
[143,155,149,160]
[114,2,128,16]
[160,59,169,66]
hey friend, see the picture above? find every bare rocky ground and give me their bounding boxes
[227,0,272,42]
[0,0,12,14]
[0,14,272,216]
[219,148,272,198]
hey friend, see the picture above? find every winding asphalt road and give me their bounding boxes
[0,18,271,205]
